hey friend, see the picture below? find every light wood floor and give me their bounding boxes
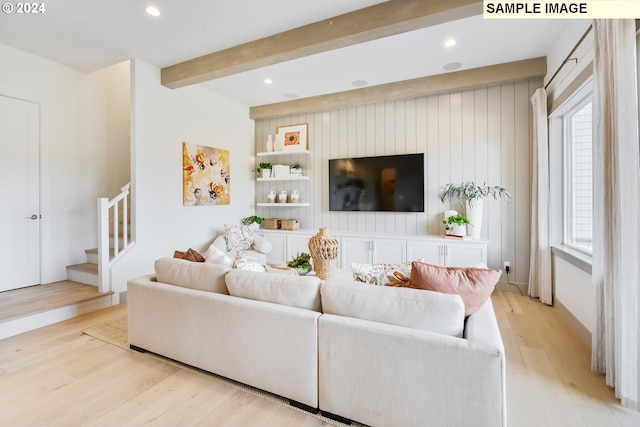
[0,291,639,426]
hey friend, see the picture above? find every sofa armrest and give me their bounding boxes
[464,297,504,353]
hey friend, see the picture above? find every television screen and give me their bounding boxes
[329,153,424,212]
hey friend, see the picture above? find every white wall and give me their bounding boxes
[111,60,255,298]
[255,79,540,286]
[554,257,593,333]
[0,43,130,283]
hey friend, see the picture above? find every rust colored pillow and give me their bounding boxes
[409,261,501,316]
[175,248,205,263]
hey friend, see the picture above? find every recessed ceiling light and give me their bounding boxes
[145,6,161,17]
[443,62,462,71]
[284,93,299,99]
[444,39,457,48]
[352,80,367,87]
[264,78,273,85]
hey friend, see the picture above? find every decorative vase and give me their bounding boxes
[267,190,276,203]
[308,227,339,279]
[277,190,287,203]
[265,135,273,152]
[274,133,284,151]
[261,168,271,179]
[289,190,300,203]
[465,199,483,239]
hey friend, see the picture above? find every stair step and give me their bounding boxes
[85,248,113,264]
[66,263,99,286]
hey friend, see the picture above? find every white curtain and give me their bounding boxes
[592,19,640,411]
[528,88,553,305]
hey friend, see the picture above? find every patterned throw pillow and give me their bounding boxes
[232,252,266,272]
[224,224,254,252]
[351,261,414,287]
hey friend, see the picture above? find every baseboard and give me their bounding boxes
[321,411,353,425]
[495,280,528,296]
[555,298,592,348]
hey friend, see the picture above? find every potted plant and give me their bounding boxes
[443,214,471,237]
[255,162,272,178]
[241,215,264,230]
[290,162,303,175]
[439,182,512,239]
[287,252,312,275]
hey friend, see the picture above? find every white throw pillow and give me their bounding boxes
[206,245,233,266]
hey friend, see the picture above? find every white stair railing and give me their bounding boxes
[97,183,134,293]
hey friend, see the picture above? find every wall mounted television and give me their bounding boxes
[328,153,425,212]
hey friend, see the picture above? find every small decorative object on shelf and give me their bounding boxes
[265,135,273,152]
[255,162,272,178]
[277,190,287,203]
[281,219,300,230]
[241,215,264,230]
[273,133,284,151]
[308,227,339,279]
[267,190,276,203]
[443,214,471,238]
[272,164,290,178]
[262,218,280,229]
[287,252,312,275]
[289,190,300,203]
[290,162,303,175]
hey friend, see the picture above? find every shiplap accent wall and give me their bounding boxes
[255,79,541,285]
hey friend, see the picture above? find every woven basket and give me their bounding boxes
[280,219,300,230]
[262,218,280,230]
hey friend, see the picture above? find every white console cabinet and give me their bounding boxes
[258,230,487,269]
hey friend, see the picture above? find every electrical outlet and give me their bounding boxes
[503,261,511,272]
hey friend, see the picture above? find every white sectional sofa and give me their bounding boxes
[127,257,506,427]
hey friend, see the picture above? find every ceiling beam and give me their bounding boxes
[249,57,547,120]
[161,0,483,89]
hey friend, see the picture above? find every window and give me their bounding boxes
[564,97,593,253]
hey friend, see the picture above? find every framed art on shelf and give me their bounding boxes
[277,123,308,152]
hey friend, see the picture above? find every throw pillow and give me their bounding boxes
[224,224,254,252]
[265,265,297,276]
[205,245,233,266]
[174,248,205,262]
[351,261,413,287]
[409,261,501,316]
[232,252,266,272]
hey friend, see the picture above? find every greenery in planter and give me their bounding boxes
[439,182,512,208]
[287,252,312,270]
[241,215,264,226]
[442,214,471,231]
[254,162,272,176]
[290,162,302,169]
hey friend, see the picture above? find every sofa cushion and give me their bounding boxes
[409,261,501,317]
[225,269,322,312]
[320,278,465,337]
[154,257,231,294]
[351,261,413,286]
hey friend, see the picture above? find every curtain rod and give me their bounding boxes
[544,24,593,90]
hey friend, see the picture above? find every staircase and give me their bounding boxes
[0,184,133,340]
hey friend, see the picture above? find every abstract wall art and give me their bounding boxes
[182,141,230,206]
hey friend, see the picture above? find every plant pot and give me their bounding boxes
[446,224,467,237]
[261,168,271,178]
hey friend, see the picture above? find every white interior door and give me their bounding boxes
[0,95,40,291]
